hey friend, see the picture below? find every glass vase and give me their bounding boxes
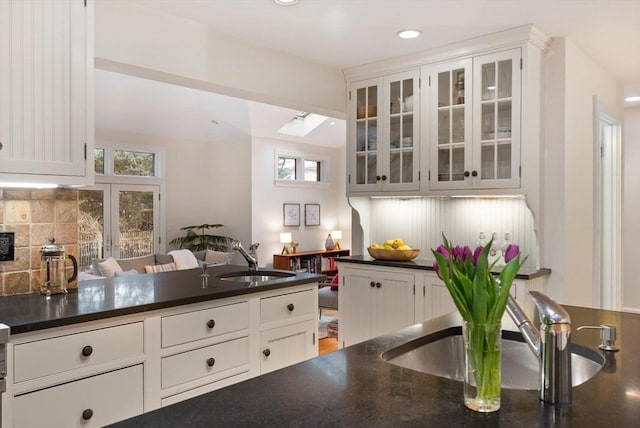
[463,321,502,412]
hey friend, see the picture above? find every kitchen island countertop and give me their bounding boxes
[110,304,639,427]
[0,265,324,335]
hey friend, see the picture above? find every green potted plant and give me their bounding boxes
[169,223,232,252]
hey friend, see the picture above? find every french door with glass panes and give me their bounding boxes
[78,184,160,270]
[429,48,521,190]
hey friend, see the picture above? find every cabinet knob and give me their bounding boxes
[376,282,382,288]
[375,175,381,181]
[207,319,215,329]
[287,303,295,312]
[464,171,470,177]
[381,175,387,181]
[263,348,271,357]
[370,281,375,288]
[0,142,3,150]
[207,357,216,367]
[82,409,94,421]
[471,170,478,177]
[81,345,93,357]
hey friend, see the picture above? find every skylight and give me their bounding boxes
[278,111,328,137]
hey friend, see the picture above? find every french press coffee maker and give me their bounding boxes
[40,238,78,296]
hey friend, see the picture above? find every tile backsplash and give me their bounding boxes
[0,188,79,295]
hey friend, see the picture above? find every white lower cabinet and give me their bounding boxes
[13,364,144,428]
[260,320,316,374]
[340,263,548,348]
[259,288,318,374]
[339,264,415,347]
[5,282,320,427]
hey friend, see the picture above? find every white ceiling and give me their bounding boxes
[97,0,640,145]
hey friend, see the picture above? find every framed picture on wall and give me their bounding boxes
[283,203,301,227]
[305,203,320,226]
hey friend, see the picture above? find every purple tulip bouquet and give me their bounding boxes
[432,235,525,411]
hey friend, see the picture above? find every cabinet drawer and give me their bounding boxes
[161,336,249,389]
[162,301,249,348]
[161,371,250,407]
[14,322,144,383]
[260,289,315,324]
[13,364,144,428]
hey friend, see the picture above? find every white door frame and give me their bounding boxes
[592,96,622,310]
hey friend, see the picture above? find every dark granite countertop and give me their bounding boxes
[0,265,325,335]
[336,255,551,280]
[110,304,639,427]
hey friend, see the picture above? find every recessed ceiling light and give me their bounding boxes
[274,0,298,5]
[625,95,640,102]
[397,29,421,39]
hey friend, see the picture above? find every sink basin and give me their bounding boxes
[381,326,605,389]
[215,270,296,286]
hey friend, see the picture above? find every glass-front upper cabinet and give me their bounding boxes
[429,49,521,190]
[348,70,420,194]
[428,58,473,189]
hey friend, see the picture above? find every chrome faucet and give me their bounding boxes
[506,291,572,405]
[232,240,259,271]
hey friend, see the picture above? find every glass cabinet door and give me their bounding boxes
[384,70,420,190]
[473,49,521,188]
[354,82,380,186]
[429,59,473,189]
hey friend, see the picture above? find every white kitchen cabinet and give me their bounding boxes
[13,364,143,428]
[416,273,457,322]
[339,264,415,347]
[259,288,317,374]
[348,69,420,195]
[0,0,93,185]
[429,48,521,190]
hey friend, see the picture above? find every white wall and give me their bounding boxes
[251,138,351,268]
[543,38,621,306]
[96,128,252,265]
[622,107,640,312]
[94,0,346,118]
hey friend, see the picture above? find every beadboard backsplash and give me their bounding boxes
[362,197,538,269]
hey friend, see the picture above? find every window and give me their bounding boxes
[93,146,162,178]
[277,157,297,180]
[304,160,321,181]
[276,153,327,183]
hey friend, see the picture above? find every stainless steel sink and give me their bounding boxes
[215,270,296,286]
[381,327,605,389]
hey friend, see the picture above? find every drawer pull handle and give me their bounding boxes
[207,319,215,329]
[81,345,93,357]
[82,409,94,420]
[263,348,271,357]
[207,357,216,367]
[287,303,295,312]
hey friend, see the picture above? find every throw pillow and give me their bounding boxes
[145,262,177,274]
[167,249,199,270]
[97,257,123,278]
[204,250,234,265]
[330,274,339,291]
[114,269,139,277]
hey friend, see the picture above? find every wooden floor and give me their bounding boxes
[319,337,338,354]
[319,309,338,355]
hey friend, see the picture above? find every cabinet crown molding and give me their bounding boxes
[344,24,551,82]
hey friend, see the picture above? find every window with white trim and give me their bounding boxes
[275,153,327,183]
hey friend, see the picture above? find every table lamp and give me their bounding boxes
[280,232,292,254]
[331,230,342,250]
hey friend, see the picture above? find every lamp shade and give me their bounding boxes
[280,232,292,244]
[331,230,342,240]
